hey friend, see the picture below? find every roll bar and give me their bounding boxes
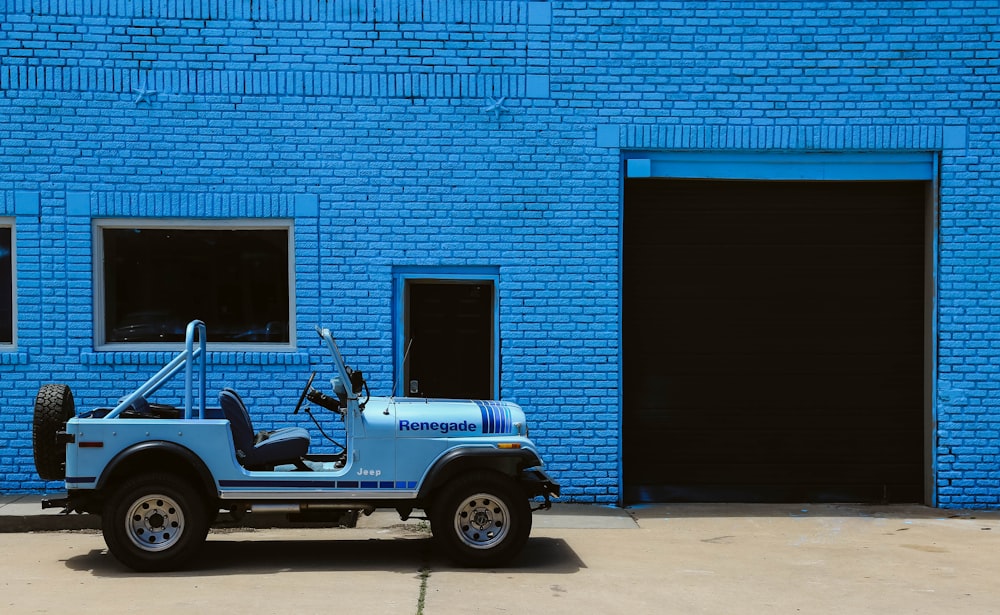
[105,320,208,419]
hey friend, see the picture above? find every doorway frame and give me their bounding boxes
[392,266,501,399]
[620,150,939,505]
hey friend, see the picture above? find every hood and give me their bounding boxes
[391,398,527,438]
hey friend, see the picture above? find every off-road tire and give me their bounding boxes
[102,473,209,572]
[32,384,75,481]
[430,471,531,567]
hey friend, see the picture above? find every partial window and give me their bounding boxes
[97,222,292,346]
[0,225,12,345]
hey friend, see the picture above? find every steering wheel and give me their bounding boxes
[293,371,317,414]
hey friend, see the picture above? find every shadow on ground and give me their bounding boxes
[62,534,584,577]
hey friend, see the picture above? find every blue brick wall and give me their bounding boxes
[1,1,999,507]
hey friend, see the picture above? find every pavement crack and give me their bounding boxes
[415,554,431,615]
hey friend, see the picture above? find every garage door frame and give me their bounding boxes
[619,150,938,505]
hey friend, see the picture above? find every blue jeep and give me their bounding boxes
[32,320,559,571]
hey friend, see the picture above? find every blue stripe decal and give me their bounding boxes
[220,479,339,488]
[475,400,511,434]
[479,401,490,433]
[477,400,490,433]
[218,479,412,490]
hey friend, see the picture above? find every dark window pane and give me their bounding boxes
[103,227,290,343]
[0,227,11,344]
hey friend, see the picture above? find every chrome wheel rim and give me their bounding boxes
[124,493,185,552]
[453,493,510,550]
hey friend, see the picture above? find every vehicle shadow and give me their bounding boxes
[63,536,584,577]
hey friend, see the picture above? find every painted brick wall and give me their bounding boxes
[1,1,999,507]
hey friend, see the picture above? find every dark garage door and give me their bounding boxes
[623,180,926,503]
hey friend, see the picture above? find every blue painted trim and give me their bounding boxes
[392,266,501,398]
[596,125,619,148]
[14,191,39,216]
[294,193,319,217]
[81,351,311,366]
[526,74,549,99]
[625,151,935,181]
[616,153,626,505]
[528,1,552,26]
[620,125,950,152]
[392,266,500,278]
[929,153,940,507]
[66,192,90,217]
[626,158,651,178]
[942,125,967,151]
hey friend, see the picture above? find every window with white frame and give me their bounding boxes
[0,224,12,345]
[96,221,293,346]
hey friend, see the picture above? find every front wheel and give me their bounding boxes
[102,473,209,572]
[430,471,531,567]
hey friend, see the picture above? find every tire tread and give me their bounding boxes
[430,470,531,567]
[32,384,74,481]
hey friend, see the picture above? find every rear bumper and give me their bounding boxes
[43,490,100,515]
[41,496,69,510]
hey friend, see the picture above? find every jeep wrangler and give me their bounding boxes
[32,320,559,572]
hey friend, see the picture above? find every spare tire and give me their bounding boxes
[33,384,75,481]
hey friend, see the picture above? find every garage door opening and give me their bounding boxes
[623,179,928,504]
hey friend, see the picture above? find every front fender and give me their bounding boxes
[417,446,544,500]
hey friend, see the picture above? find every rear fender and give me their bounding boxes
[96,441,217,498]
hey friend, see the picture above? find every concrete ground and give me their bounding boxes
[1,498,999,614]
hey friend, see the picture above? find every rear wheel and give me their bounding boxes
[102,473,209,572]
[430,471,531,567]
[32,384,75,481]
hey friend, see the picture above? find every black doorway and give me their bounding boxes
[404,280,495,400]
[623,179,927,503]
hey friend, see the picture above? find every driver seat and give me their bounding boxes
[219,388,310,469]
